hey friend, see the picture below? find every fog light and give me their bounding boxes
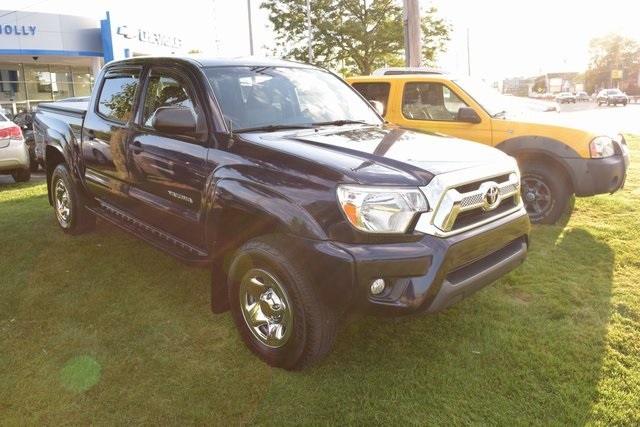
[370,278,386,295]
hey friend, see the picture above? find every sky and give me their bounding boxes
[3,0,640,82]
[428,0,640,81]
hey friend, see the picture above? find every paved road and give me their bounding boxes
[0,170,46,185]
[552,101,640,136]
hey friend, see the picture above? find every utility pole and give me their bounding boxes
[403,0,422,67]
[247,0,254,55]
[307,0,313,62]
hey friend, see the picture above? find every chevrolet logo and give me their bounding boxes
[117,26,136,39]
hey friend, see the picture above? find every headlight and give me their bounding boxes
[590,136,615,158]
[337,185,428,233]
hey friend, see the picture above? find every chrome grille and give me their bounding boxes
[415,161,525,237]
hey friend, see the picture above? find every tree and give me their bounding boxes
[260,0,450,75]
[531,75,547,94]
[584,33,640,94]
[420,5,451,67]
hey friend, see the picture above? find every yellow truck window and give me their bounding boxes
[402,82,465,122]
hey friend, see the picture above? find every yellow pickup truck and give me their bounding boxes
[347,72,630,224]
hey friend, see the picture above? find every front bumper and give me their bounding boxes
[569,141,630,197]
[300,208,530,316]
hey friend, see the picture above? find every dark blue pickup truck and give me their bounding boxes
[33,55,530,370]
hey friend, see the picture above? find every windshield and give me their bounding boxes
[453,77,515,117]
[204,66,382,131]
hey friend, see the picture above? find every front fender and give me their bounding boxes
[207,178,329,245]
[496,135,580,186]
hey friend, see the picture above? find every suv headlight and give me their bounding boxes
[589,136,615,158]
[337,185,428,233]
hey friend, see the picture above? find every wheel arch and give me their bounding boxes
[205,178,333,314]
[496,135,577,193]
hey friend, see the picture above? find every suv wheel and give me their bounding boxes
[520,161,571,224]
[228,235,338,370]
[51,163,95,234]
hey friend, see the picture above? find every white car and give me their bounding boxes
[0,112,30,182]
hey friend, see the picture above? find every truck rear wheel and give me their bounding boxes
[227,235,337,370]
[51,163,95,234]
[520,161,570,225]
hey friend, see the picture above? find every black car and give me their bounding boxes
[12,111,40,171]
[597,88,628,106]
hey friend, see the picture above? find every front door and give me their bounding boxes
[125,66,211,248]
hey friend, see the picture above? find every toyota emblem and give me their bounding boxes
[481,182,501,211]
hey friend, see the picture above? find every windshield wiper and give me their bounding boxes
[312,119,368,126]
[235,124,315,133]
[492,110,507,118]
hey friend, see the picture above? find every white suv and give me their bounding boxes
[0,112,30,182]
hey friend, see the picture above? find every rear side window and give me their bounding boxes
[350,82,390,116]
[96,70,140,123]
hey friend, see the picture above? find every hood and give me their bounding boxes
[253,125,515,185]
[503,108,622,138]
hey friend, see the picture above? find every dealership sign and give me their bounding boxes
[0,25,36,36]
[117,25,181,49]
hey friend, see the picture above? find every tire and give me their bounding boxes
[11,167,31,182]
[228,235,338,370]
[50,163,95,234]
[519,161,571,225]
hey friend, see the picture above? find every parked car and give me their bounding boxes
[575,91,590,102]
[597,88,628,106]
[0,112,30,182]
[347,73,630,225]
[12,110,40,171]
[555,92,576,104]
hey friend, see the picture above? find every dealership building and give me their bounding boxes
[0,9,189,115]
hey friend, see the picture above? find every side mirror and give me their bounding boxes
[457,107,481,124]
[368,100,385,116]
[151,106,197,134]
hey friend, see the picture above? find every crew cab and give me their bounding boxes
[34,56,530,370]
[347,72,630,224]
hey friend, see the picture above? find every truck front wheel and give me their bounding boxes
[51,163,95,234]
[520,161,570,224]
[228,236,338,370]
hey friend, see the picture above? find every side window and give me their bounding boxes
[97,71,140,123]
[442,86,466,117]
[350,82,390,116]
[142,71,196,128]
[402,82,467,122]
[402,82,431,120]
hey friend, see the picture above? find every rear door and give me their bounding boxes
[81,66,141,207]
[125,65,211,248]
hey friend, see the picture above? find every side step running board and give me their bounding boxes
[86,201,211,266]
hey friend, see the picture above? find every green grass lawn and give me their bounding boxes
[1,137,639,425]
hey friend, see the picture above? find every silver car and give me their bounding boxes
[0,112,30,182]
